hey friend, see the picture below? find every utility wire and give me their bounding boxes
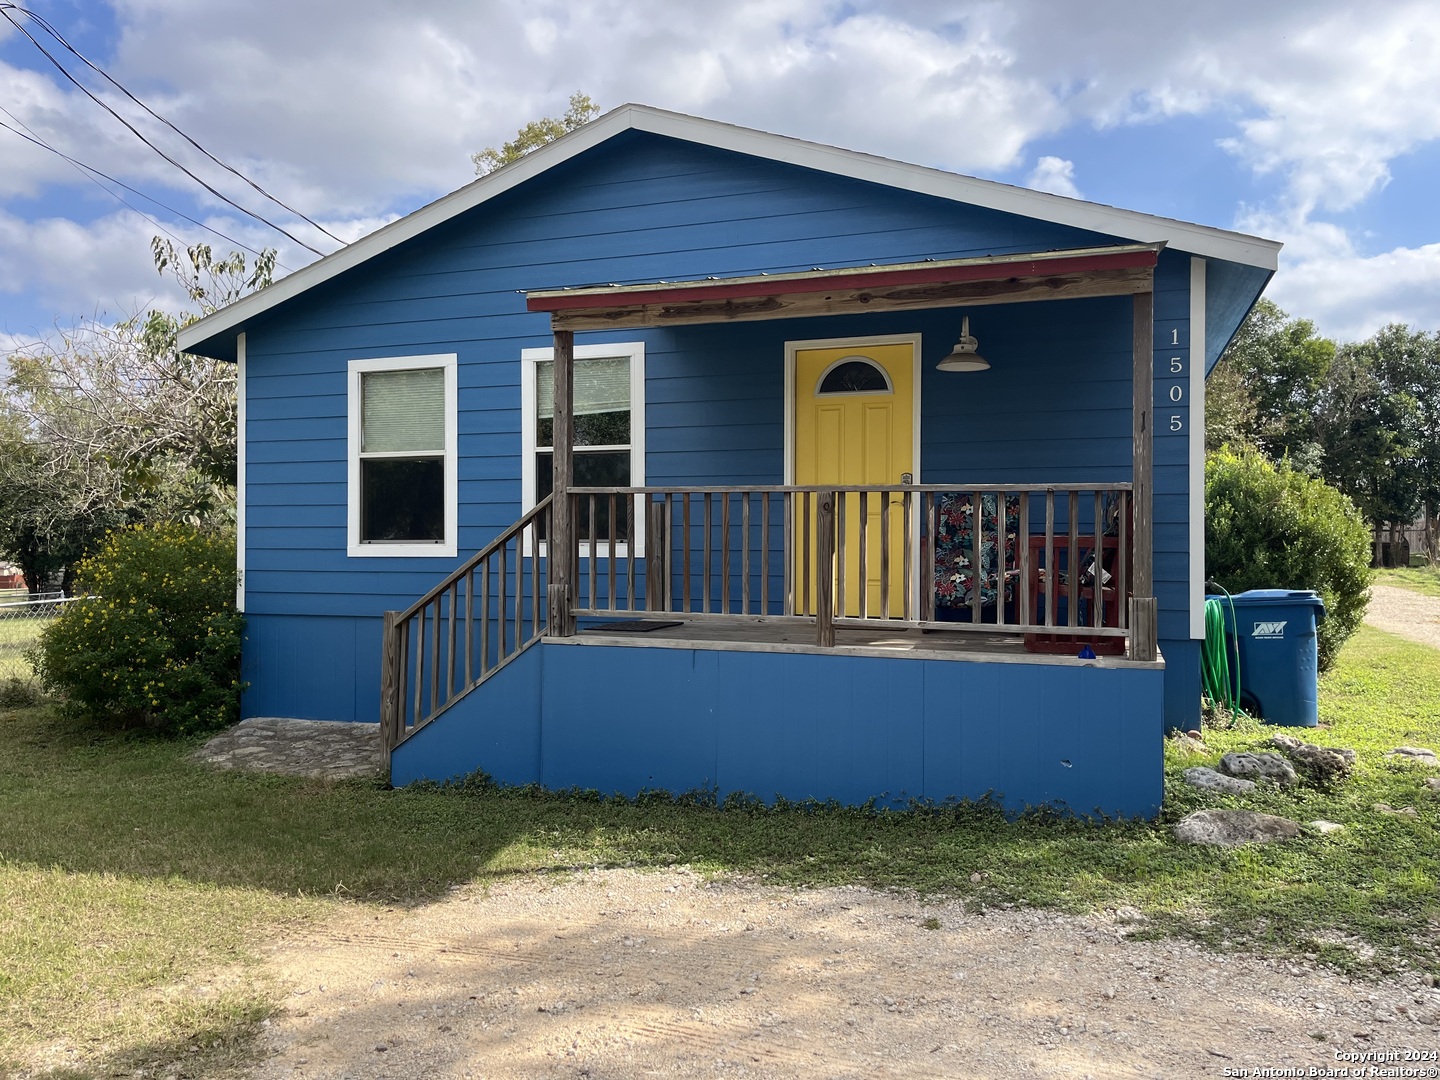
[10,3,343,246]
[0,107,289,268]
[0,4,326,255]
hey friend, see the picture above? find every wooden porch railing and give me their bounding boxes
[380,495,552,758]
[566,483,1154,654]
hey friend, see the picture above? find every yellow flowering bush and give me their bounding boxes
[34,525,244,734]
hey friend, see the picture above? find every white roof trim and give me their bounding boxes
[178,103,1281,354]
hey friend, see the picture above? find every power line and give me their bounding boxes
[11,3,344,246]
[0,107,290,269]
[0,4,327,256]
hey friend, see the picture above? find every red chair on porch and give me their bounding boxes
[1024,532,1131,654]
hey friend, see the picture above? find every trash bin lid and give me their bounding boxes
[1205,589,1326,619]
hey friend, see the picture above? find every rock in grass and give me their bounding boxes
[1424,778,1440,793]
[1267,735,1355,786]
[1182,767,1257,795]
[1386,747,1440,767]
[1308,820,1345,835]
[1174,809,1302,846]
[1373,803,1420,819]
[1219,751,1299,788]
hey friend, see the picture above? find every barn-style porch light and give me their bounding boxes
[936,316,990,372]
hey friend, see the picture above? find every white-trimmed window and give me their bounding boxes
[347,354,458,558]
[521,341,645,555]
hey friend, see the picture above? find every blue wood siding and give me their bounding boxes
[390,640,1165,819]
[239,130,1221,731]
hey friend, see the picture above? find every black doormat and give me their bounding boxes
[584,620,684,633]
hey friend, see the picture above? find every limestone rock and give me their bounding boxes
[1308,820,1345,835]
[1386,747,1440,767]
[1267,735,1355,786]
[1182,767,1257,795]
[1218,751,1299,787]
[1373,803,1419,819]
[1169,732,1207,755]
[1424,777,1440,793]
[1174,809,1302,847]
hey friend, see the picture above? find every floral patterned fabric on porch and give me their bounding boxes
[933,492,1021,609]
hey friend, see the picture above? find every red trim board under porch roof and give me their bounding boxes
[526,244,1162,330]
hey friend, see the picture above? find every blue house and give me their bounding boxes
[178,105,1278,818]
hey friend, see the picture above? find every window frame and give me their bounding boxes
[347,353,458,558]
[521,341,645,558]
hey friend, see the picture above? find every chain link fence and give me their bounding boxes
[0,592,68,681]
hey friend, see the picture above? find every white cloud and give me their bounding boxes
[1025,156,1080,199]
[1,0,1438,339]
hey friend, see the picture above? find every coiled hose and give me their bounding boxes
[1201,584,1242,724]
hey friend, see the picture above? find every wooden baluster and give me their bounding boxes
[497,542,508,662]
[970,489,983,626]
[835,490,847,617]
[1018,492,1031,631]
[720,492,731,615]
[428,598,440,720]
[1093,490,1105,628]
[816,491,836,647]
[920,492,935,623]
[880,489,892,620]
[762,492,773,614]
[607,494,617,611]
[741,492,752,615]
[1067,490,1079,627]
[479,558,491,675]
[802,491,813,617]
[626,494,636,611]
[445,584,457,703]
[703,492,713,613]
[782,490,793,616]
[681,493,692,613]
[514,533,524,652]
[1118,490,1130,629]
[397,617,410,735]
[463,573,473,687]
[902,490,913,621]
[857,490,868,619]
[664,494,675,611]
[1044,491,1056,628]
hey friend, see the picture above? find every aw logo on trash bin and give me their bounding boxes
[1251,620,1288,639]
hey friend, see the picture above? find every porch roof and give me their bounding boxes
[526,244,1161,331]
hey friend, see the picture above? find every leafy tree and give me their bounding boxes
[472,92,600,176]
[1316,325,1440,555]
[1207,298,1335,469]
[0,241,274,585]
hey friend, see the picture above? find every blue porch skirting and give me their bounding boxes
[390,641,1165,819]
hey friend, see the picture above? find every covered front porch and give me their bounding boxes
[381,244,1168,813]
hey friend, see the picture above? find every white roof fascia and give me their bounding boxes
[178,103,1280,354]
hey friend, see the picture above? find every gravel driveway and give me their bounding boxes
[1366,584,1440,650]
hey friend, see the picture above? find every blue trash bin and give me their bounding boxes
[1206,589,1327,727]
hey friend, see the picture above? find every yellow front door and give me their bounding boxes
[794,340,915,617]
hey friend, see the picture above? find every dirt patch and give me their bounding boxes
[1366,584,1440,651]
[251,868,1438,1079]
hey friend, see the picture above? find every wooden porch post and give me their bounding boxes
[380,609,400,771]
[1130,290,1158,661]
[549,327,576,637]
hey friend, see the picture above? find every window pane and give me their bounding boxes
[361,457,444,542]
[535,450,632,541]
[362,368,444,453]
[536,356,630,420]
[538,409,630,448]
[817,358,891,395]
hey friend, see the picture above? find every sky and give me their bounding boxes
[2,0,1439,356]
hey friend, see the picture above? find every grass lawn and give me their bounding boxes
[1,625,1437,1077]
[1375,564,1440,597]
[0,610,52,680]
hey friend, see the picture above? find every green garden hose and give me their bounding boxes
[1201,585,1242,724]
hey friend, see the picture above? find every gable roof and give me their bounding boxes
[178,103,1281,356]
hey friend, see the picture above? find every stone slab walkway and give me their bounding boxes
[192,716,383,780]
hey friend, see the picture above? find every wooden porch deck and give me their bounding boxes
[569,616,1164,668]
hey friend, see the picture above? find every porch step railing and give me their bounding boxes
[566,484,1146,649]
[380,495,552,757]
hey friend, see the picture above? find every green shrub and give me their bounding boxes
[34,525,243,734]
[1205,448,1371,671]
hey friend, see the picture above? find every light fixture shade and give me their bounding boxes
[936,316,989,372]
